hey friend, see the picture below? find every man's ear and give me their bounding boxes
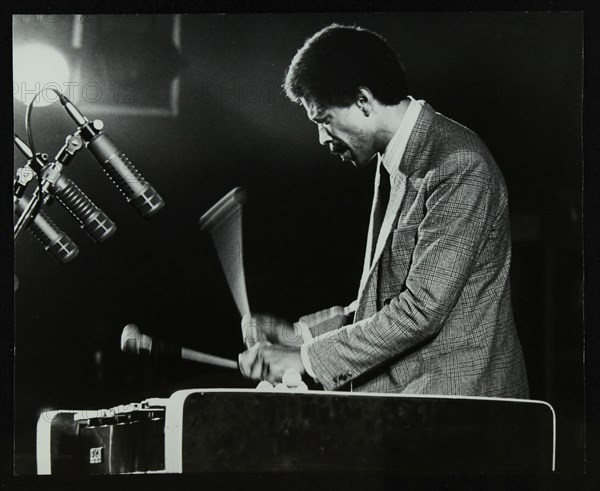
[356,87,374,117]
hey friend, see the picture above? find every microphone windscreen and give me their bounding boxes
[16,196,80,264]
[53,174,117,243]
[88,133,165,218]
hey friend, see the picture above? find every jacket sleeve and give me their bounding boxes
[296,300,357,340]
[306,153,505,390]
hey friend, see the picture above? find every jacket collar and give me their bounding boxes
[394,101,436,178]
[380,96,426,178]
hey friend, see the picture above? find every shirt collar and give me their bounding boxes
[379,96,424,177]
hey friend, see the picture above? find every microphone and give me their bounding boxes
[55,92,165,218]
[87,133,165,218]
[120,324,238,370]
[14,134,117,243]
[15,194,79,264]
[51,173,117,243]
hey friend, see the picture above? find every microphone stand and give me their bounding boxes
[13,144,48,240]
[14,133,117,244]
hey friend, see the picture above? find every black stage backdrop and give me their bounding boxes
[12,12,583,473]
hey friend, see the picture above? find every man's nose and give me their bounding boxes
[318,125,332,146]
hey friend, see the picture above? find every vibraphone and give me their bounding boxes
[37,389,555,473]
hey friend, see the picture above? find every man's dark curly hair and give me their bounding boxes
[283,24,407,108]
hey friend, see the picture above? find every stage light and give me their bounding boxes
[13,43,70,107]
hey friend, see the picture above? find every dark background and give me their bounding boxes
[11,12,583,473]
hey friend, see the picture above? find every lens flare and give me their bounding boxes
[13,43,70,107]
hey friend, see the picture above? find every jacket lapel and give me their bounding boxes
[355,102,433,317]
[371,174,406,267]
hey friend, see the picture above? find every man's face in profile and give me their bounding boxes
[301,97,378,168]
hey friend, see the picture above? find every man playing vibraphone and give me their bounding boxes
[238,24,529,398]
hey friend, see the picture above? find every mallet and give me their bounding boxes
[199,187,250,319]
[200,187,304,385]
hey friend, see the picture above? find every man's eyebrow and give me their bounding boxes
[311,112,327,123]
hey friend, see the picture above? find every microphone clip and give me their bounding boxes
[14,165,37,199]
[55,133,84,165]
[54,89,103,143]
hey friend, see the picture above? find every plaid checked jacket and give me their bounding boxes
[302,103,529,397]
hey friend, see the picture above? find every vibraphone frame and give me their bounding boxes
[37,389,556,474]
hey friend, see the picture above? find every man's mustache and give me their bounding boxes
[329,141,348,154]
